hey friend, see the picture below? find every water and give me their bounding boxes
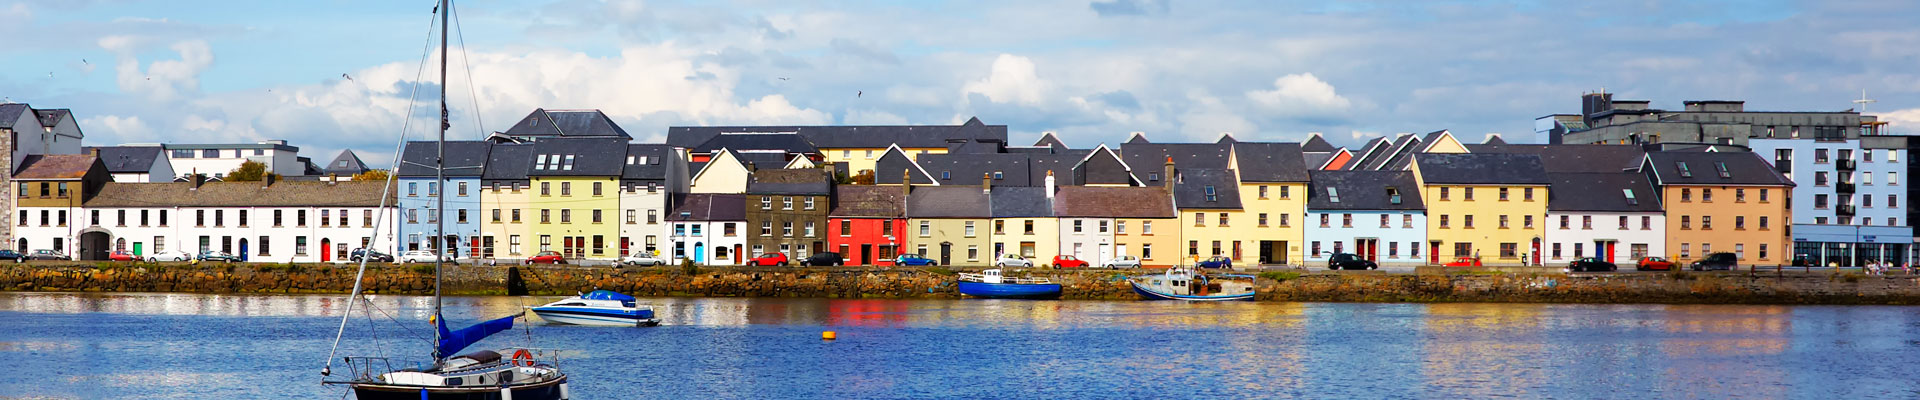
[4,293,1920,399]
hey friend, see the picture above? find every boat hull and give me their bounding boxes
[1129,281,1255,301]
[530,307,659,327]
[957,281,1063,299]
[351,378,568,400]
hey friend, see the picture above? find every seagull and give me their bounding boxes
[777,77,789,81]
[48,72,53,78]
[342,73,354,82]
[81,59,88,65]
[857,90,862,98]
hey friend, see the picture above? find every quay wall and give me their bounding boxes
[5,263,1920,305]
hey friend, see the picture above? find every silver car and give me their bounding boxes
[994,254,1034,268]
[1102,256,1142,269]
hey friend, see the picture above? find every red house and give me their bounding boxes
[828,185,907,265]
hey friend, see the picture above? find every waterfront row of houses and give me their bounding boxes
[3,98,1914,267]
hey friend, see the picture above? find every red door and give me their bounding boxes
[320,239,331,262]
[1531,239,1542,266]
[1429,242,1440,264]
[1603,242,1616,263]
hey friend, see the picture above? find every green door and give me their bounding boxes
[133,242,143,256]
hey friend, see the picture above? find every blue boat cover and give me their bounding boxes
[582,290,636,302]
[436,314,516,358]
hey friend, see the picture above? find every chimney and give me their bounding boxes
[1044,170,1055,199]
[190,168,202,190]
[327,173,337,186]
[263,173,276,188]
[982,173,992,195]
[90,148,100,158]
[901,169,912,216]
[1163,156,1176,196]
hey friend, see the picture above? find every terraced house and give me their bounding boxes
[79,180,396,263]
[1641,151,1793,265]
[618,144,684,259]
[527,137,627,260]
[1413,153,1551,266]
[480,143,533,259]
[1231,142,1310,265]
[744,168,833,260]
[1304,170,1427,267]
[827,185,906,265]
[396,140,490,257]
[1052,184,1179,268]
[905,183,991,266]
[990,184,1056,263]
[11,154,107,257]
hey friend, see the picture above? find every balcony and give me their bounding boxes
[1837,159,1856,171]
[1836,182,1856,194]
[1838,204,1857,216]
[1773,162,1791,174]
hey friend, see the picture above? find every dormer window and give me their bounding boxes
[535,154,548,170]
[627,156,635,164]
[941,171,951,180]
[562,155,576,171]
[1385,187,1399,204]
[1677,162,1692,177]
[993,171,1004,180]
[1329,187,1341,203]
[1624,189,1638,205]
[1149,173,1160,182]
[1204,185,1217,202]
[1715,162,1730,178]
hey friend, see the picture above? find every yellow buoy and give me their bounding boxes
[821,331,837,340]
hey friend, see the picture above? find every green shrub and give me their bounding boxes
[680,258,699,275]
[410,264,436,275]
[1258,271,1301,281]
[924,266,957,276]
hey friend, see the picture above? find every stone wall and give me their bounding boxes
[6,262,1920,305]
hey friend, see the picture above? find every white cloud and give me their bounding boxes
[962,54,1048,106]
[1245,73,1352,118]
[103,38,214,102]
[1882,107,1920,130]
[1177,90,1255,140]
[843,109,908,125]
[81,115,151,144]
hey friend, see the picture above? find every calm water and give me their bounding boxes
[5,293,1920,399]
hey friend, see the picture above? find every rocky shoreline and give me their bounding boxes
[5,262,1920,305]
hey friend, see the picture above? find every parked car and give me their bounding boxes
[0,249,24,262]
[108,250,138,262]
[350,248,395,263]
[619,252,667,266]
[894,254,938,266]
[802,252,844,267]
[1052,255,1090,268]
[747,252,789,267]
[1790,255,1814,267]
[1690,252,1738,271]
[524,251,566,265]
[399,251,455,264]
[27,249,70,261]
[1565,257,1618,272]
[146,250,194,262]
[1443,257,1483,267]
[994,254,1033,268]
[1102,255,1142,269]
[196,251,241,263]
[1195,256,1232,269]
[1328,253,1378,270]
[1636,256,1674,271]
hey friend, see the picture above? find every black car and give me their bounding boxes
[197,251,242,263]
[1565,257,1617,272]
[802,252,845,267]
[350,248,395,263]
[1690,252,1738,271]
[1327,253,1378,270]
[0,250,23,262]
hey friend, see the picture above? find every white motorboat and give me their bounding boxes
[529,290,661,327]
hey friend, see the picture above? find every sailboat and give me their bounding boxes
[322,1,571,398]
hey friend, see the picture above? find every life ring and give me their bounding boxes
[511,349,535,367]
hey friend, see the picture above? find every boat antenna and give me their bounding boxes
[322,0,442,378]
[432,0,449,363]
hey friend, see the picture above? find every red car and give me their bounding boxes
[748,253,789,266]
[1052,255,1089,268]
[524,251,566,265]
[1443,256,1483,267]
[1636,256,1674,271]
[109,251,137,262]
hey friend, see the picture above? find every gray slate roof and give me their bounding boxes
[1413,153,1550,185]
[1232,142,1309,182]
[692,132,817,154]
[829,185,905,218]
[1052,186,1175,218]
[1173,168,1241,209]
[1120,143,1231,187]
[1346,137,1390,170]
[1033,132,1068,149]
[667,116,1006,150]
[1301,134,1335,152]
[500,108,632,139]
[34,109,69,127]
[622,144,672,181]
[747,168,831,195]
[0,104,32,129]
[1642,151,1794,186]
[1467,144,1645,174]
[397,141,492,177]
[668,194,747,221]
[527,137,628,176]
[482,144,534,182]
[323,149,369,175]
[1303,152,1334,170]
[85,181,395,207]
[919,153,1035,187]
[1307,170,1424,211]
[85,146,163,174]
[906,186,991,218]
[1547,173,1663,212]
[990,187,1053,218]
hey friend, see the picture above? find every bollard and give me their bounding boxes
[822,331,837,340]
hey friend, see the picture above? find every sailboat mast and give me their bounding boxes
[432,0,449,362]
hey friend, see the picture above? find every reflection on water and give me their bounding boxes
[5,293,1920,398]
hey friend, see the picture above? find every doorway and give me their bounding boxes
[860,244,873,265]
[940,242,952,265]
[1357,238,1379,261]
[1597,241,1617,263]
[1428,241,1441,264]
[239,239,250,262]
[78,231,111,261]
[319,239,331,262]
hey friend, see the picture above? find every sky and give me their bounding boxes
[4,0,1920,168]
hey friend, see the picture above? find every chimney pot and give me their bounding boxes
[982,173,992,194]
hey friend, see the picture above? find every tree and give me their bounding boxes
[849,170,875,185]
[352,169,391,181]
[225,160,281,182]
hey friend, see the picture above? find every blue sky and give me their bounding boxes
[4,0,1919,167]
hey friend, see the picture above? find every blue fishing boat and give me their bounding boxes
[529,290,660,327]
[1130,266,1256,301]
[957,269,1062,299]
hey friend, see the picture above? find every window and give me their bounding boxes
[1759,189,1770,202]
[1258,213,1268,227]
[1142,244,1153,260]
[724,223,737,236]
[295,236,308,255]
[1581,216,1591,230]
[1641,216,1651,230]
[1463,215,1474,228]
[1736,188,1746,202]
[1681,188,1692,202]
[1890,172,1899,185]
[1342,214,1352,228]
[1463,188,1474,201]
[427,182,438,196]
[1073,220,1084,233]
[1204,186,1217,202]
[319,210,330,227]
[1380,214,1389,228]
[540,209,551,224]
[1194,213,1204,226]
[967,245,979,261]
[1865,172,1875,185]
[1402,214,1413,228]
[1816,171,1830,186]
[1702,216,1711,230]
[964,221,976,237]
[1438,215,1449,228]
[1816,194,1829,209]
[761,196,772,209]
[782,197,794,210]
[919,221,931,237]
[1388,242,1399,258]
[1311,241,1322,257]
[840,220,853,236]
[591,210,602,224]
[1702,188,1713,203]
[1500,243,1517,258]
[1280,186,1290,199]
[1322,214,1333,228]
[1189,241,1198,256]
[1560,215,1570,229]
[1758,244,1768,260]
[1499,187,1509,201]
[560,182,571,196]
[1680,215,1691,229]
[1281,214,1291,227]
[1117,221,1127,234]
[1524,188,1534,201]
[1454,243,1472,257]
[1024,220,1035,235]
[540,182,551,196]
[1552,243,1563,259]
[513,209,523,223]
[1524,215,1533,229]
[625,210,636,224]
[1815,149,1829,163]
[804,198,815,210]
[805,222,815,237]
[762,221,773,236]
[1619,216,1628,230]
[1142,221,1152,235]
[1258,185,1268,199]
[1759,216,1769,229]
[560,209,571,224]
[1440,187,1449,200]
[458,182,468,196]
[1574,243,1583,258]
[1218,213,1229,226]
[1500,215,1510,229]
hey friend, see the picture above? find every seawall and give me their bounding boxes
[5,263,1920,305]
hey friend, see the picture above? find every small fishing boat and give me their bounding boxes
[529,290,661,327]
[1129,266,1256,301]
[957,269,1062,299]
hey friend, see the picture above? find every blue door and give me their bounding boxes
[239,240,249,262]
[694,242,706,263]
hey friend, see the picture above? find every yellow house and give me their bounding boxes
[905,185,992,266]
[1176,168,1257,265]
[480,143,534,259]
[1231,143,1311,265]
[1643,152,1794,265]
[990,186,1058,262]
[1413,153,1551,266]
[527,138,626,260]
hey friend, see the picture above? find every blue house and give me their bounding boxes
[396,140,493,258]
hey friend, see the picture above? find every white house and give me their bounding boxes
[156,140,306,180]
[1303,170,1428,267]
[619,144,685,259]
[1543,173,1666,265]
[86,146,175,183]
[77,180,399,262]
[665,194,748,265]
